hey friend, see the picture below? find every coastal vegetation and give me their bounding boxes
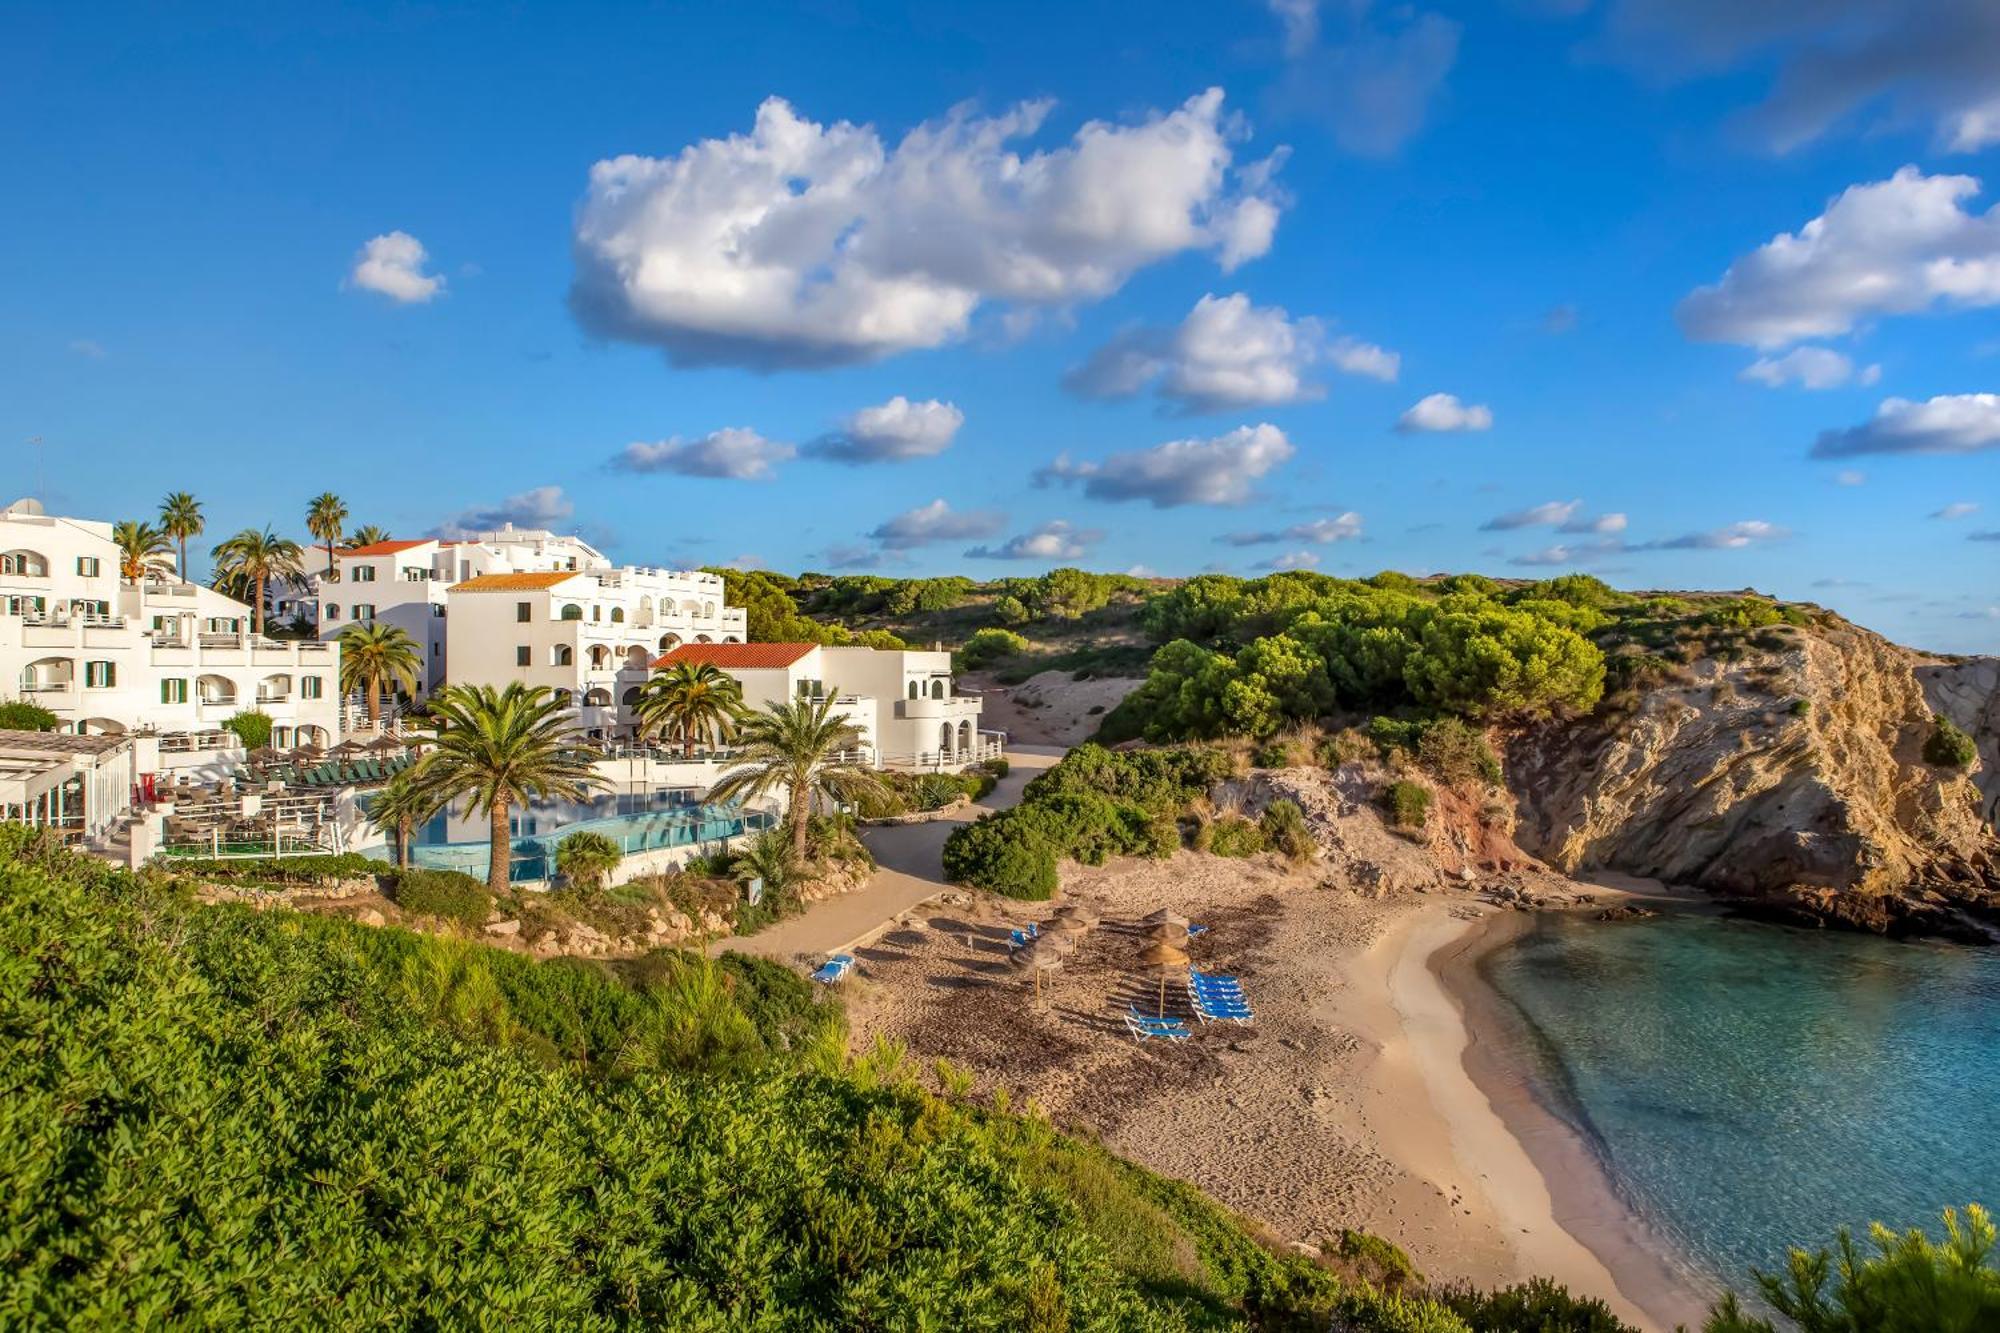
[0,698,59,731]
[708,692,890,860]
[208,525,305,634]
[336,620,423,722]
[219,707,273,750]
[634,659,745,755]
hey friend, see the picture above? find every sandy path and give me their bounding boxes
[708,746,1061,961]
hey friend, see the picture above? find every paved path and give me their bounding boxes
[710,745,1063,962]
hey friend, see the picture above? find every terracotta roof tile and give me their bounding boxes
[342,539,432,557]
[652,642,815,670]
[448,571,583,592]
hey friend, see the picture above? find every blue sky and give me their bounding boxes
[4,1,1997,650]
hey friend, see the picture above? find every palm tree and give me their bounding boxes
[112,519,173,584]
[210,528,305,636]
[409,683,607,895]
[634,661,745,757]
[347,523,390,548]
[305,492,348,582]
[157,492,203,584]
[338,621,423,723]
[731,826,799,895]
[707,692,888,861]
[368,767,442,869]
[555,829,623,894]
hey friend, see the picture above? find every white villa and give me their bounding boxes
[653,642,999,769]
[316,526,745,708]
[1,501,343,748]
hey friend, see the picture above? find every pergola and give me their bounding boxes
[0,730,135,841]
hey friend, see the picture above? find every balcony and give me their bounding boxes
[895,694,981,721]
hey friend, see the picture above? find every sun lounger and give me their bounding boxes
[1124,1008,1192,1042]
[1008,923,1041,948]
[1187,924,1210,937]
[811,954,856,985]
[1188,988,1255,1024]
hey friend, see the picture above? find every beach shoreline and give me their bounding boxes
[1423,905,1717,1332]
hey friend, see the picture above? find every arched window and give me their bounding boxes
[622,686,642,705]
[658,632,681,651]
[939,722,954,755]
[702,601,715,618]
[930,679,944,700]
[553,689,572,707]
[907,681,919,699]
[1,550,50,577]
[554,645,573,667]
[589,645,609,669]
[583,687,612,707]
[610,606,625,623]
[560,603,583,621]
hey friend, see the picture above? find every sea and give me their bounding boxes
[1477,910,2000,1301]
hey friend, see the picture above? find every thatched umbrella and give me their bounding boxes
[1051,903,1098,926]
[330,739,366,757]
[1133,941,1190,1018]
[1140,921,1186,946]
[246,746,281,766]
[1143,908,1190,929]
[1046,915,1091,940]
[366,735,405,754]
[290,744,324,761]
[1008,934,1073,1004]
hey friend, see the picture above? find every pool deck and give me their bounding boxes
[707,745,1062,963]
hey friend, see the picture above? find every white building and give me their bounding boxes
[1,501,342,747]
[317,526,746,722]
[652,642,999,770]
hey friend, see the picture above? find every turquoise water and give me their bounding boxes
[1478,912,2000,1295]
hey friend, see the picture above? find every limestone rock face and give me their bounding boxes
[1507,622,2000,938]
[1919,656,2000,832]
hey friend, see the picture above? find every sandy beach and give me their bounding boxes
[841,845,1696,1329]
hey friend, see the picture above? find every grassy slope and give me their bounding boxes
[7,827,1512,1330]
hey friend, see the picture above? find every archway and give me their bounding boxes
[958,719,973,755]
[938,722,954,757]
[196,674,236,706]
[658,632,681,652]
[553,645,574,667]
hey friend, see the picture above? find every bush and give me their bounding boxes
[1434,1277,1630,1332]
[991,594,1031,626]
[0,698,59,731]
[220,708,273,750]
[984,756,1011,778]
[1333,1229,1422,1293]
[960,626,1031,670]
[159,851,386,886]
[1415,717,1502,787]
[941,814,1059,899]
[387,866,493,928]
[911,772,967,811]
[1260,799,1315,861]
[1386,781,1432,829]
[1207,816,1267,858]
[555,830,623,892]
[1924,718,1978,770]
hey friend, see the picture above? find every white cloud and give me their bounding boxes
[1268,0,1461,157]
[1739,346,1879,390]
[1255,549,1322,571]
[1592,0,2000,154]
[806,396,964,463]
[1836,469,1867,485]
[611,427,796,480]
[1479,499,1629,534]
[1932,501,1981,520]
[430,486,572,539]
[1509,539,1625,568]
[1971,530,2000,543]
[569,90,1286,369]
[867,499,1007,550]
[1678,168,2000,348]
[1650,519,1789,550]
[1065,292,1396,412]
[965,520,1105,561]
[1035,423,1296,508]
[1811,393,2000,458]
[348,231,446,304]
[818,543,885,570]
[1396,392,1493,433]
[1218,512,1364,546]
[67,338,105,358]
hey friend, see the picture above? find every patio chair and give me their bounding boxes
[1188,987,1254,1024]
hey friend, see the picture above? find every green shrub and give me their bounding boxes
[220,708,273,750]
[911,772,966,811]
[992,594,1031,625]
[1924,718,1978,770]
[1789,698,1812,717]
[1334,1229,1422,1293]
[1318,728,1375,767]
[960,626,1032,670]
[1207,816,1267,858]
[1259,799,1315,861]
[941,814,1058,899]
[0,698,59,731]
[984,756,1011,778]
[1434,1276,1630,1332]
[1386,781,1432,829]
[555,830,623,892]
[387,866,493,928]
[1415,717,1502,787]
[158,851,386,885]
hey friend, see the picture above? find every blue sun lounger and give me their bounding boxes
[1009,923,1041,948]
[1124,1007,1193,1042]
[1189,987,1254,1024]
[811,954,856,984]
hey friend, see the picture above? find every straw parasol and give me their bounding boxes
[246,746,282,766]
[1046,915,1091,938]
[1008,933,1074,1004]
[330,739,367,757]
[1133,941,1190,1018]
[1051,903,1098,926]
[1140,921,1186,946]
[366,734,405,754]
[290,743,324,760]
[1143,908,1190,929]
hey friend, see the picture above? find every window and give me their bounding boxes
[930,679,944,700]
[352,604,376,621]
[400,566,429,582]
[560,603,583,621]
[431,604,446,617]
[325,604,340,621]
[516,646,531,667]
[76,556,101,577]
[554,645,573,667]
[517,602,532,623]
[610,606,625,623]
[74,600,111,620]
[591,605,601,622]
[8,596,46,616]
[352,565,376,583]
[84,661,115,688]
[160,678,188,704]
[432,641,440,656]
[301,676,322,699]
[908,681,919,699]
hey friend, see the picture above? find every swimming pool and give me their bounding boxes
[366,787,775,884]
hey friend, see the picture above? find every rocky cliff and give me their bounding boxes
[1506,620,2000,941]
